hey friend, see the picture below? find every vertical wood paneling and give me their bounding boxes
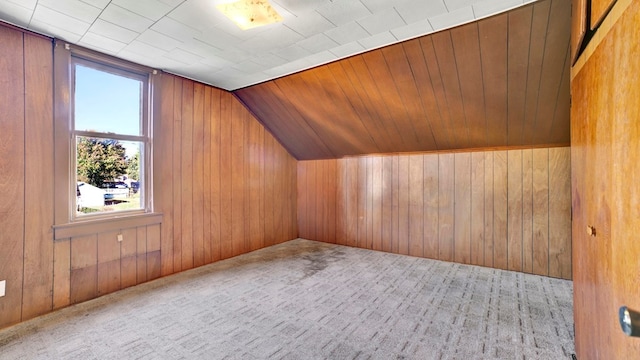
[325,159,337,243]
[97,231,121,296]
[297,162,308,239]
[532,149,549,275]
[548,147,571,278]
[484,152,495,267]
[180,81,194,270]
[0,30,298,330]
[192,83,205,267]
[210,89,221,261]
[454,153,471,264]
[160,74,174,276]
[172,78,183,272]
[231,101,245,256]
[22,34,54,320]
[479,15,508,147]
[357,157,368,248]
[298,148,570,277]
[219,93,233,259]
[408,155,424,257]
[371,157,382,250]
[120,228,138,289]
[136,227,147,285]
[398,156,410,254]
[507,150,523,272]
[70,235,97,304]
[423,154,439,259]
[507,6,533,146]
[0,26,26,328]
[470,152,485,266]
[522,150,534,273]
[53,240,71,310]
[336,160,347,246]
[202,86,212,264]
[391,156,400,253]
[438,154,455,262]
[381,157,393,253]
[493,151,509,270]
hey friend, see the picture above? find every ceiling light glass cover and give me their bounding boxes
[217,0,283,30]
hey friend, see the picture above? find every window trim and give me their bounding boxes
[54,40,160,227]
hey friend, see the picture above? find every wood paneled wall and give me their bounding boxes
[155,73,298,276]
[298,148,572,279]
[571,1,640,358]
[0,25,54,329]
[235,0,571,160]
[0,25,297,330]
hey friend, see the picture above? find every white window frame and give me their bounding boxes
[53,41,158,228]
[71,57,152,220]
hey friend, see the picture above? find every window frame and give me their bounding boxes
[53,40,160,229]
[71,57,150,219]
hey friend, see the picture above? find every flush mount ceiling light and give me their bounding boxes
[216,0,283,30]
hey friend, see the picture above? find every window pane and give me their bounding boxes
[74,64,142,135]
[76,136,143,215]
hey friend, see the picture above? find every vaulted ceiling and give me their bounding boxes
[0,0,536,90]
[0,0,570,160]
[235,0,570,160]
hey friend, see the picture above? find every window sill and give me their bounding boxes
[54,212,163,240]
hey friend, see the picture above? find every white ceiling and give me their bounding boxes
[0,0,535,90]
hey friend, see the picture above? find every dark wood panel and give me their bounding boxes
[22,34,54,320]
[234,0,570,160]
[0,26,25,328]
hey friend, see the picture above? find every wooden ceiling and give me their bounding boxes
[234,0,571,161]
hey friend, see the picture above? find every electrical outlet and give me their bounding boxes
[117,233,123,242]
[0,280,5,297]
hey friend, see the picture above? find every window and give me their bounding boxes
[72,59,150,218]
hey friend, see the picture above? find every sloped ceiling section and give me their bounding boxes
[234,0,570,160]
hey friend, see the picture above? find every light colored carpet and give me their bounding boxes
[0,239,574,359]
